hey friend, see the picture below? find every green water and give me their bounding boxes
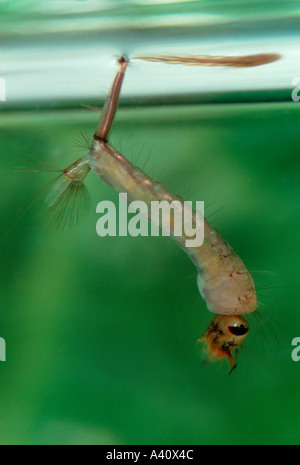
[1,0,300,447]
[0,102,299,445]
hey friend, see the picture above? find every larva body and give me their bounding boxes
[45,54,275,369]
[87,139,257,317]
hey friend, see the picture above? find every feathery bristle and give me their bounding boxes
[47,182,91,231]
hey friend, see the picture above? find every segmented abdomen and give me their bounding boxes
[88,140,257,316]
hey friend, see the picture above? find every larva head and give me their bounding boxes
[199,315,249,371]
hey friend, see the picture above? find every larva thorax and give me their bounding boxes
[89,139,175,205]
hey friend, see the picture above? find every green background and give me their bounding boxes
[1,103,299,445]
[0,0,300,446]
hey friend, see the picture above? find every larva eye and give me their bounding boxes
[228,325,249,336]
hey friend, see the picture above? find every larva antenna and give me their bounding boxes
[132,53,281,68]
[229,349,239,376]
[94,56,129,143]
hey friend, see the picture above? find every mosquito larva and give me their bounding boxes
[133,53,281,68]
[45,54,264,371]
